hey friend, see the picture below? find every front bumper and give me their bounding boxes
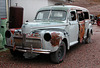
[5,45,51,54]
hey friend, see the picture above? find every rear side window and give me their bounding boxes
[78,13,84,21]
[83,12,89,19]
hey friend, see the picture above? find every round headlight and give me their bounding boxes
[44,33,51,41]
[5,30,11,38]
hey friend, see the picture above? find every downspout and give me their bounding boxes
[6,0,11,20]
[6,0,9,19]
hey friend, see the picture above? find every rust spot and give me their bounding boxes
[10,28,20,34]
[50,32,62,46]
[79,21,85,43]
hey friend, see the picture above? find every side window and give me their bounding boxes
[83,12,89,19]
[78,13,84,21]
[69,11,76,21]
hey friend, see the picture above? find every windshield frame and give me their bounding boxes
[35,10,67,21]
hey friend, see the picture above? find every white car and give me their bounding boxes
[5,5,93,63]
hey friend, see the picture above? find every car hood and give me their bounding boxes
[22,21,67,34]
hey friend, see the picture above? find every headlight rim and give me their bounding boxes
[5,30,11,38]
[44,33,51,42]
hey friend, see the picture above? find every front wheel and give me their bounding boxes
[50,41,66,64]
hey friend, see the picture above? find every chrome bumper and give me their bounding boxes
[5,45,51,54]
[17,48,51,54]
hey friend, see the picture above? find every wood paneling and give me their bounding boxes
[9,7,23,28]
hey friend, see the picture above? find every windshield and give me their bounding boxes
[35,10,67,21]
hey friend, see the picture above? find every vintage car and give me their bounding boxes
[90,14,95,25]
[5,5,93,63]
[97,17,100,26]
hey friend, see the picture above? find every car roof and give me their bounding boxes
[38,5,89,12]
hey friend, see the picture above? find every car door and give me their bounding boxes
[83,12,90,38]
[68,10,79,46]
[77,11,85,43]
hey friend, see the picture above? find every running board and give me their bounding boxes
[70,41,78,46]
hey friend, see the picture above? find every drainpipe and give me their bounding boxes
[6,0,9,20]
[6,0,11,20]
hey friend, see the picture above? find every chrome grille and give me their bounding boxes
[25,39,41,48]
[14,37,41,48]
[14,38,23,46]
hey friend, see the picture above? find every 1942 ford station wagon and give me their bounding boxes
[5,5,93,63]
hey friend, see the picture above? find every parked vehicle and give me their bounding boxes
[5,5,93,63]
[90,14,95,25]
[97,17,100,26]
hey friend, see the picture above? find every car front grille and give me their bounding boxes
[14,37,41,48]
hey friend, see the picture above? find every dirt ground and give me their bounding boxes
[65,0,100,16]
[0,24,100,68]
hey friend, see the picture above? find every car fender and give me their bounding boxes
[88,23,93,35]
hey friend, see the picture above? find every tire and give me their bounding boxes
[10,49,24,57]
[85,32,91,44]
[50,41,66,64]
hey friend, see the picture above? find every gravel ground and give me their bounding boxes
[0,25,100,68]
[66,0,100,16]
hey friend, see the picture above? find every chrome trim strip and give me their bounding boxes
[22,34,26,48]
[31,24,68,29]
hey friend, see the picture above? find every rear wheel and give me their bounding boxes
[50,41,66,64]
[85,32,91,44]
